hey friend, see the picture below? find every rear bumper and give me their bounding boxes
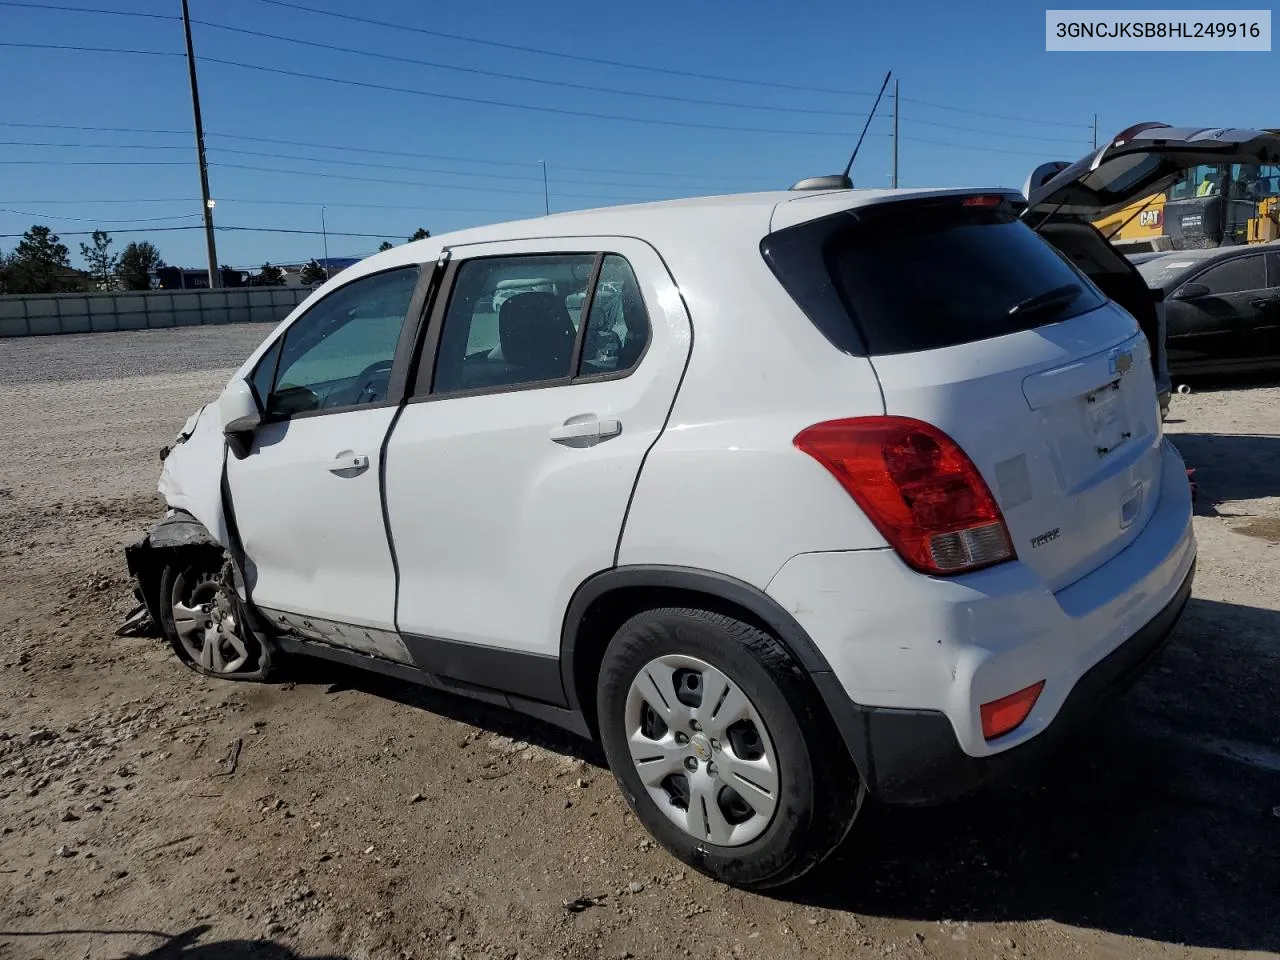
[822,558,1192,804]
[767,438,1196,803]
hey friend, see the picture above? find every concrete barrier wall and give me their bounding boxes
[0,287,313,338]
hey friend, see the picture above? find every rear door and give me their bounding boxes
[782,194,1163,592]
[382,237,691,699]
[1168,252,1269,368]
[1259,250,1280,359]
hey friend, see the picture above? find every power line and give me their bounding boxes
[0,41,862,137]
[0,41,180,57]
[254,0,881,98]
[0,197,532,214]
[0,224,405,239]
[208,162,678,203]
[0,207,201,224]
[198,56,861,138]
[0,123,784,183]
[190,19,865,119]
[0,0,1091,129]
[0,159,188,166]
[207,147,753,192]
[0,140,189,150]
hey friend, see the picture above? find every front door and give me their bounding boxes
[225,265,424,661]
[382,238,691,701]
[1167,252,1268,371]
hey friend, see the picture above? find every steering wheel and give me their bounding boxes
[351,358,394,405]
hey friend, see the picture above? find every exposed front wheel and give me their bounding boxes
[158,556,273,681]
[597,608,863,889]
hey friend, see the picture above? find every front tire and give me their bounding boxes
[158,554,274,681]
[597,608,863,889]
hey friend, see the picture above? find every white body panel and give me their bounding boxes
[384,237,690,655]
[766,439,1194,756]
[870,304,1164,592]
[224,408,399,630]
[614,218,888,587]
[150,186,1196,768]
[157,403,230,546]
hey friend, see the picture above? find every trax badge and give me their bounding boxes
[1109,349,1134,377]
[1030,527,1061,549]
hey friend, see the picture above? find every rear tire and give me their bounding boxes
[158,553,274,681]
[596,607,863,889]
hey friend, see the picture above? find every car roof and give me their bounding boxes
[1135,242,1280,289]
[333,187,1018,286]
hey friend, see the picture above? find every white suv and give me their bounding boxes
[128,172,1207,887]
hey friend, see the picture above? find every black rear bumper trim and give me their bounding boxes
[828,559,1195,805]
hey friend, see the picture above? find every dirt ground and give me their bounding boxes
[1,327,1277,960]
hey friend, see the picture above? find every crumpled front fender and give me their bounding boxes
[157,402,230,549]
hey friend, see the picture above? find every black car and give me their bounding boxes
[1136,243,1280,376]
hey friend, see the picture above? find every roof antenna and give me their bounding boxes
[791,70,892,192]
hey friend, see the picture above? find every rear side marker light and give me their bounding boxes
[981,681,1046,740]
[794,417,1015,575]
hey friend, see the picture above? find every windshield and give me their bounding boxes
[762,197,1107,355]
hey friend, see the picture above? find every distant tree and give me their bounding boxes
[6,225,75,294]
[0,250,11,294]
[79,230,119,290]
[377,241,394,252]
[255,262,285,286]
[299,259,327,285]
[408,227,430,242]
[117,241,165,291]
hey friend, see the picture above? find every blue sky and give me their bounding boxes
[1,0,1275,270]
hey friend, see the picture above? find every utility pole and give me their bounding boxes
[1092,113,1098,150]
[321,206,330,280]
[891,78,900,188]
[539,160,549,215]
[181,0,218,288]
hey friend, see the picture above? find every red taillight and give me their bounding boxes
[793,417,1015,575]
[980,680,1045,740]
[962,194,1004,207]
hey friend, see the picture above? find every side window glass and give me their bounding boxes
[579,255,651,376]
[248,339,281,410]
[266,266,420,417]
[1268,252,1280,287]
[1195,256,1266,296]
[432,254,595,394]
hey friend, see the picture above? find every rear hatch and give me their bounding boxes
[764,193,1163,591]
[1023,123,1280,224]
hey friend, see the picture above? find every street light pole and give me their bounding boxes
[539,160,549,215]
[180,0,219,288]
[321,206,330,280]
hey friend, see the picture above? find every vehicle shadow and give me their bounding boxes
[0,925,350,959]
[1168,431,1280,511]
[285,658,606,767]
[783,596,1280,954]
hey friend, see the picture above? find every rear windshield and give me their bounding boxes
[761,197,1107,355]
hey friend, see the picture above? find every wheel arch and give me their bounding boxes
[124,509,226,631]
[559,566,844,739]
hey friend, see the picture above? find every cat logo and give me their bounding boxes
[1138,209,1162,228]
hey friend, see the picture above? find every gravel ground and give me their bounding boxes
[0,327,1278,960]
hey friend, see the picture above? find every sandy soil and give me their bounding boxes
[1,328,1277,960]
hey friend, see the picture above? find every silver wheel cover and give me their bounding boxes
[625,654,780,846]
[170,571,250,674]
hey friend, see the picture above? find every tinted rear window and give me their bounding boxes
[762,197,1107,355]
